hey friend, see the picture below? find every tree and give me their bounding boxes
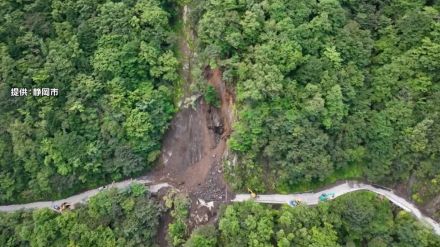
[0,0,178,203]
[198,0,440,203]
[185,225,218,247]
[0,187,159,247]
[204,85,220,108]
[212,193,440,247]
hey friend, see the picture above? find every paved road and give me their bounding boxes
[233,181,440,235]
[0,179,170,212]
[1,179,438,235]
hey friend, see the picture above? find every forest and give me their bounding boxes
[2,191,438,247]
[0,184,162,246]
[196,0,440,204]
[0,0,179,203]
[2,0,440,246]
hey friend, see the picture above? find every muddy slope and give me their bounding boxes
[152,67,233,195]
[148,5,236,244]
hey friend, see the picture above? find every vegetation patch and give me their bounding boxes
[204,85,221,108]
[165,190,191,246]
[0,184,161,247]
[0,0,180,203]
[216,192,440,246]
[196,0,440,201]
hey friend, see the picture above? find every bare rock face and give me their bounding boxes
[150,67,234,231]
[191,208,210,225]
[190,199,216,225]
[209,108,223,133]
[160,97,214,171]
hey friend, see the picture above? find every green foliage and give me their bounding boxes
[165,190,190,247]
[219,202,274,247]
[215,192,440,247]
[185,225,218,247]
[197,0,440,202]
[204,85,220,108]
[0,0,178,203]
[0,187,161,247]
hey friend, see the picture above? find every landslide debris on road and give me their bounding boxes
[147,4,236,242]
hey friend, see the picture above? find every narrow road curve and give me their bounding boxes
[1,180,439,235]
[233,181,440,235]
[0,179,170,212]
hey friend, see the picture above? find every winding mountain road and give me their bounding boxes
[1,179,439,235]
[233,181,440,235]
[0,179,170,212]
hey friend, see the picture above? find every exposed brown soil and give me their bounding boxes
[149,69,234,194]
[149,98,228,191]
[146,6,236,245]
[204,67,234,140]
[144,67,235,245]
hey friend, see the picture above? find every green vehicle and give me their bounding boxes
[319,192,336,202]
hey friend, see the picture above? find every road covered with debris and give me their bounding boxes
[1,179,439,235]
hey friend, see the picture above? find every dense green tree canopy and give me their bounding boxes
[197,0,440,203]
[217,192,440,247]
[2,191,439,247]
[0,0,179,203]
[0,184,161,247]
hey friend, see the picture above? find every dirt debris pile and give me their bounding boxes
[146,67,235,232]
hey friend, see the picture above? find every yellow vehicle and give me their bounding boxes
[52,202,71,213]
[60,202,71,212]
[247,188,257,199]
